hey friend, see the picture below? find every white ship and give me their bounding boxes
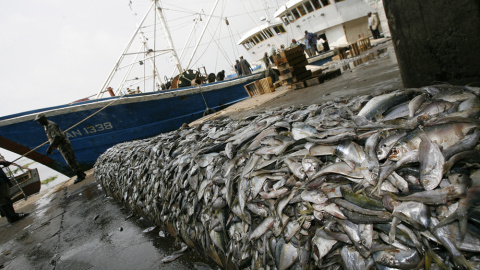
[238,0,375,64]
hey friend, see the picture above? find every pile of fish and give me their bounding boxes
[95,84,480,269]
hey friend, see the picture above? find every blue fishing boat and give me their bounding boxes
[0,0,264,177]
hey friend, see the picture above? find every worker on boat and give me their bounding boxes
[0,160,28,224]
[239,56,252,75]
[34,114,86,184]
[234,60,243,77]
[216,70,225,81]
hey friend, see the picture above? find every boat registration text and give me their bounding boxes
[65,122,113,139]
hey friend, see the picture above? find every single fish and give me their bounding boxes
[248,216,275,241]
[418,131,444,190]
[357,90,416,120]
[392,201,430,230]
[373,248,421,270]
[408,93,429,118]
[275,238,298,270]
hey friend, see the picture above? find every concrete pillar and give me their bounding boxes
[384,0,480,88]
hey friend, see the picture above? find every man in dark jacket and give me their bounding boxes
[0,160,28,224]
[305,30,318,55]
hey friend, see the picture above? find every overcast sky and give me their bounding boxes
[0,0,279,117]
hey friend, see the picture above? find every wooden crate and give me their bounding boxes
[259,77,274,93]
[244,80,263,97]
[305,77,320,87]
[289,81,305,90]
[278,65,307,76]
[284,70,312,84]
[311,69,323,77]
[274,50,305,66]
[277,57,308,69]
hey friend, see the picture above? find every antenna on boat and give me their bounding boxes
[96,0,186,98]
[185,0,221,70]
[155,2,183,75]
[95,1,156,99]
[169,8,203,79]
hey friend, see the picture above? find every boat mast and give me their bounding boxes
[169,10,203,79]
[185,0,221,70]
[155,1,183,75]
[96,1,156,99]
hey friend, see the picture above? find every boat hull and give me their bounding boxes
[0,74,262,176]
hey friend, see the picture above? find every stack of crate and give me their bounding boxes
[274,46,312,90]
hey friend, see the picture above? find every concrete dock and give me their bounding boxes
[0,38,402,270]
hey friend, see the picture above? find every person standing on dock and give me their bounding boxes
[0,160,28,224]
[239,56,252,75]
[368,12,380,39]
[34,114,86,184]
[263,52,271,69]
[305,30,318,55]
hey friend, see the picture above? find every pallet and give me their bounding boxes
[274,49,306,66]
[277,57,308,69]
[278,65,307,76]
[288,81,305,90]
[284,70,312,84]
[244,80,264,97]
[259,77,274,93]
[305,77,320,87]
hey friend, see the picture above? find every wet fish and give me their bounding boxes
[418,131,444,190]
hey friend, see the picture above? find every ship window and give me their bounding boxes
[321,0,331,6]
[253,36,260,43]
[273,25,286,34]
[334,0,345,2]
[287,12,295,21]
[291,8,301,19]
[304,2,314,13]
[249,38,256,45]
[265,29,274,38]
[311,0,321,9]
[281,15,290,25]
[297,5,307,16]
[257,34,264,41]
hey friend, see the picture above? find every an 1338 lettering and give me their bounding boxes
[65,122,113,139]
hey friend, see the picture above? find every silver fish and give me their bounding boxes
[408,93,428,118]
[373,248,421,270]
[418,131,444,190]
[275,238,298,270]
[392,201,430,230]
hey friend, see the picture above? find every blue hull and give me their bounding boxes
[0,74,263,176]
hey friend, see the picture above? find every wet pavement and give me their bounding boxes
[0,170,217,269]
[1,38,401,270]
